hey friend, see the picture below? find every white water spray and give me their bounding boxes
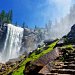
[0,24,24,63]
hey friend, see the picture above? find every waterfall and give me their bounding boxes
[0,24,24,63]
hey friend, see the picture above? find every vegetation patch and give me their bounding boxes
[61,44,73,50]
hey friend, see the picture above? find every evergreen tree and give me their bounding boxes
[9,10,12,23]
[6,13,10,23]
[1,10,5,20]
[7,10,12,23]
[0,10,13,28]
[22,22,25,28]
[35,25,37,29]
[0,10,5,27]
[22,22,28,28]
[15,22,17,26]
[34,25,38,31]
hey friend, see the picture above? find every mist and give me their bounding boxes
[47,4,75,40]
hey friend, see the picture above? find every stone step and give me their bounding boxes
[55,61,75,64]
[50,69,75,74]
[66,57,75,59]
[45,73,70,75]
[67,56,75,59]
[65,58,75,62]
[59,55,63,57]
[54,61,64,65]
[64,61,75,65]
[57,74,71,75]
[44,73,58,75]
[55,64,75,69]
[55,63,64,66]
[68,56,74,58]
[67,55,75,58]
[69,53,75,55]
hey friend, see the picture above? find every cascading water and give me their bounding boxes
[0,24,24,63]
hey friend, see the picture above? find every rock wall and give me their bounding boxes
[21,28,38,54]
[67,24,75,43]
[18,27,44,55]
[67,24,75,38]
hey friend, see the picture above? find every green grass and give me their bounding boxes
[12,40,58,75]
[61,44,73,50]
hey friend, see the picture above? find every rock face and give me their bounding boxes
[67,24,75,43]
[67,24,75,37]
[21,28,38,54]
[0,25,7,52]
[21,28,44,54]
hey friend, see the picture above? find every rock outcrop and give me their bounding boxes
[66,24,75,43]
[21,28,44,55]
[67,24,75,38]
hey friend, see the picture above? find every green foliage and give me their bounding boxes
[0,10,12,27]
[1,10,5,20]
[61,44,73,50]
[35,49,42,55]
[6,10,12,23]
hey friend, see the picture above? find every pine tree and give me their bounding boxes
[0,10,13,28]
[15,22,17,26]
[9,10,12,23]
[1,10,5,20]
[7,10,12,23]
[22,22,25,28]
[22,22,28,28]
[0,10,5,27]
[34,25,38,30]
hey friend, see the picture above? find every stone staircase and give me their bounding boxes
[24,46,75,75]
[48,47,75,75]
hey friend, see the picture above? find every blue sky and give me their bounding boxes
[0,0,75,28]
